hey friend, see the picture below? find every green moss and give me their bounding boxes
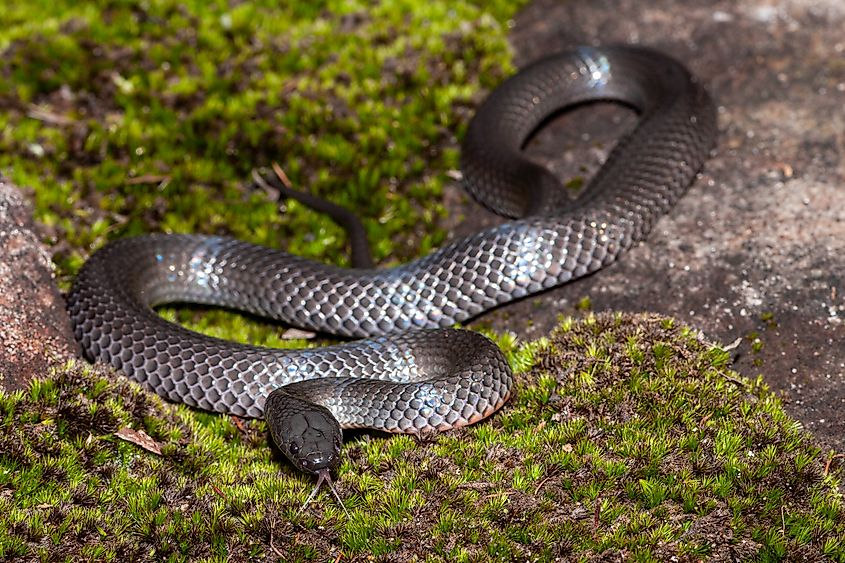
[0,0,526,356]
[3,315,844,560]
[0,0,517,282]
[575,296,592,311]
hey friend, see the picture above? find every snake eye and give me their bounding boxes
[288,442,300,455]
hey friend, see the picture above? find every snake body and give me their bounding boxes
[67,46,716,475]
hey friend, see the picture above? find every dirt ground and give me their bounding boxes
[446,0,845,453]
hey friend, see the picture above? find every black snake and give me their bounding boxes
[67,46,716,484]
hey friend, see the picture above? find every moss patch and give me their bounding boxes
[0,0,518,285]
[0,0,526,362]
[1,314,843,561]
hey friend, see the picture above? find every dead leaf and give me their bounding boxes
[126,174,171,186]
[115,427,162,455]
[282,327,316,340]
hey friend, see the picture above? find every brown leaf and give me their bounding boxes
[125,174,171,186]
[114,427,162,455]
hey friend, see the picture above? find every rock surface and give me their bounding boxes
[448,0,845,452]
[0,177,78,390]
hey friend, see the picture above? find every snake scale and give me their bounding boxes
[67,46,716,481]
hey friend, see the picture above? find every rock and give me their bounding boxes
[0,175,78,391]
[446,0,845,452]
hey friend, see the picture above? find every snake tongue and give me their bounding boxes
[297,468,349,517]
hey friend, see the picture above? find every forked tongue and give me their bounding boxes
[297,468,349,517]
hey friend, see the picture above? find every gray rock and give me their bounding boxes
[449,0,845,452]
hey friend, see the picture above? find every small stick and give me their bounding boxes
[534,474,554,495]
[269,525,285,558]
[824,452,844,477]
[211,484,227,500]
[781,505,786,536]
[271,161,294,189]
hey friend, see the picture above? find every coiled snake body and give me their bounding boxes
[67,46,716,478]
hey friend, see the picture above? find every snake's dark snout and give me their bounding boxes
[279,430,342,475]
[299,450,339,473]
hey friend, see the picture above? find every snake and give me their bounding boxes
[66,46,716,487]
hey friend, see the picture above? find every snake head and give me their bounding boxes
[283,412,342,474]
[265,388,343,475]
